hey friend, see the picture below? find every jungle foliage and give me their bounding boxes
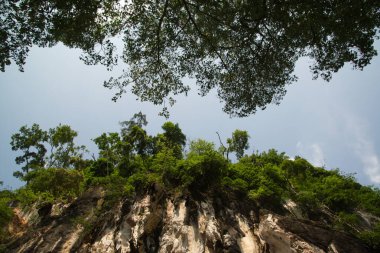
[1,113,380,250]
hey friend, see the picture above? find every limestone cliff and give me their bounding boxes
[3,186,373,253]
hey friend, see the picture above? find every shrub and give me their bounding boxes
[118,156,145,178]
[89,158,114,177]
[0,191,13,238]
[222,177,249,193]
[24,168,84,201]
[359,222,380,251]
[180,151,227,190]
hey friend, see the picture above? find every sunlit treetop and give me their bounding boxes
[1,0,379,116]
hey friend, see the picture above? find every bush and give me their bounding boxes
[14,188,39,206]
[0,191,13,238]
[24,168,84,201]
[359,222,380,251]
[248,185,274,202]
[118,156,145,178]
[296,190,319,210]
[253,149,288,166]
[179,151,227,190]
[89,158,114,177]
[222,177,249,193]
[357,186,380,216]
[334,212,359,232]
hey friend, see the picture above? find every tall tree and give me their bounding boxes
[162,122,186,147]
[118,112,151,156]
[217,129,250,160]
[119,112,148,137]
[188,139,215,157]
[10,124,48,181]
[228,130,250,160]
[159,122,186,159]
[93,132,121,165]
[1,1,379,116]
[47,124,86,168]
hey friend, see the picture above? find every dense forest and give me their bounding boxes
[1,112,380,251]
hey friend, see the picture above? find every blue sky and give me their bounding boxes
[1,42,380,189]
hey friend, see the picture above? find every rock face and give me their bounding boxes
[5,187,371,253]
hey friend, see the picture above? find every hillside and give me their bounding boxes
[1,117,380,252]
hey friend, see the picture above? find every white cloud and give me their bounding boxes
[296,142,325,167]
[310,143,325,167]
[361,154,380,183]
[345,114,380,184]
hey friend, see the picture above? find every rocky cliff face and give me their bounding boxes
[4,186,372,253]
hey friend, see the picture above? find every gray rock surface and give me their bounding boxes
[4,187,371,253]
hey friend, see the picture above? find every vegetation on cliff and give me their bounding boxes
[1,113,380,250]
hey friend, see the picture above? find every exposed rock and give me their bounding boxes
[282,200,304,219]
[3,188,373,253]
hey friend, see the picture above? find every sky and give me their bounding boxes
[1,41,380,189]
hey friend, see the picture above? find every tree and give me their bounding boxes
[159,122,186,158]
[228,130,250,159]
[188,139,215,157]
[118,112,151,156]
[93,132,121,165]
[89,158,114,177]
[217,129,249,160]
[119,112,148,136]
[47,124,86,168]
[24,168,83,199]
[2,1,379,116]
[162,122,186,147]
[10,124,48,181]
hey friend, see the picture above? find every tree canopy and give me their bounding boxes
[1,0,379,116]
[10,123,86,182]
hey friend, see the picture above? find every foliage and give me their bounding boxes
[359,222,380,251]
[10,124,87,183]
[157,122,186,159]
[2,1,379,116]
[119,113,152,156]
[115,157,136,178]
[334,212,360,232]
[24,168,84,201]
[226,158,287,208]
[356,186,380,216]
[0,190,14,238]
[228,130,250,159]
[4,119,380,248]
[13,188,39,206]
[93,132,121,165]
[47,124,87,168]
[10,124,48,181]
[120,112,148,135]
[89,158,114,177]
[188,139,215,157]
[177,150,227,190]
[162,122,186,147]
[254,149,288,166]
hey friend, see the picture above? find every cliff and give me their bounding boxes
[3,185,374,253]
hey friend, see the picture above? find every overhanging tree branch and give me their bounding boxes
[182,0,229,70]
[157,0,170,62]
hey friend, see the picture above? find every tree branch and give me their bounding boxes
[216,131,229,160]
[157,0,170,62]
[182,0,229,70]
